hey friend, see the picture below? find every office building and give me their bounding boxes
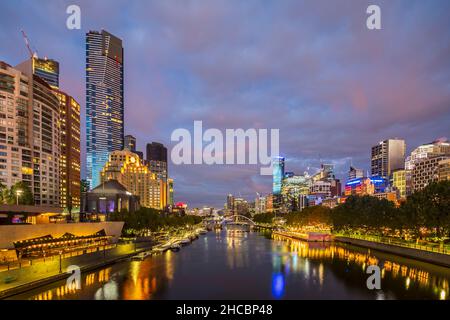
[86,30,124,189]
[168,178,174,206]
[281,173,311,212]
[100,150,166,209]
[272,156,285,210]
[255,194,267,214]
[226,194,234,215]
[392,169,407,199]
[16,57,59,90]
[371,139,406,178]
[438,159,450,182]
[1,61,60,206]
[124,134,136,152]
[146,142,168,181]
[405,138,450,170]
[53,90,81,210]
[348,166,364,180]
[412,156,449,192]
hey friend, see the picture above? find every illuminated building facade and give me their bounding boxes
[255,194,267,214]
[392,169,407,199]
[348,166,364,180]
[344,177,376,196]
[16,57,60,90]
[281,173,310,211]
[371,138,406,178]
[1,61,61,206]
[100,150,165,209]
[53,90,81,210]
[146,142,168,181]
[226,194,234,215]
[168,178,174,205]
[272,157,285,210]
[124,134,136,152]
[412,156,449,192]
[438,158,450,182]
[405,138,450,170]
[372,191,399,205]
[86,30,124,189]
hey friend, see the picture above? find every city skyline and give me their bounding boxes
[1,0,449,207]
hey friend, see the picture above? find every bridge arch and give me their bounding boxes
[224,215,257,226]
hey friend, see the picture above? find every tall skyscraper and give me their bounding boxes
[1,61,61,206]
[371,138,406,178]
[272,157,285,210]
[86,30,124,189]
[146,142,168,181]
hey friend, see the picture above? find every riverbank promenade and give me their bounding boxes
[0,242,152,299]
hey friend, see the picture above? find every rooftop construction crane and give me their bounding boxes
[21,30,38,59]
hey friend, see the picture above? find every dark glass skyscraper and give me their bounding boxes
[86,30,124,189]
[146,142,168,181]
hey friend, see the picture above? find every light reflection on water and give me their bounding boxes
[13,230,450,300]
[272,234,449,300]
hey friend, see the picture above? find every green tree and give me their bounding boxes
[10,182,34,205]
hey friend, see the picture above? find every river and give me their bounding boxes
[9,229,450,300]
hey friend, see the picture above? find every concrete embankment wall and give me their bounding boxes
[335,237,450,268]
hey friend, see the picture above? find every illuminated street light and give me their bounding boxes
[16,189,23,205]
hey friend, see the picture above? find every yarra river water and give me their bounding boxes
[10,229,450,300]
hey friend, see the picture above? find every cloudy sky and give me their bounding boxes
[1,0,449,207]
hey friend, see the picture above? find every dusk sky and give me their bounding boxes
[1,0,449,208]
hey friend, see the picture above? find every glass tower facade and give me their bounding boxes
[86,30,124,189]
[272,157,285,195]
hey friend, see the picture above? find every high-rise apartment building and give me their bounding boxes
[100,150,165,209]
[86,30,124,189]
[371,139,406,178]
[53,90,81,210]
[1,61,60,206]
[18,56,81,210]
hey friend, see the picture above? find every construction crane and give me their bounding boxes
[21,30,38,59]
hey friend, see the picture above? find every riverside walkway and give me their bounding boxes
[0,242,152,299]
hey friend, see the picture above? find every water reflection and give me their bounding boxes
[12,230,450,300]
[272,234,449,300]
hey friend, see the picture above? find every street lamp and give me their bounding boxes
[16,189,23,205]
